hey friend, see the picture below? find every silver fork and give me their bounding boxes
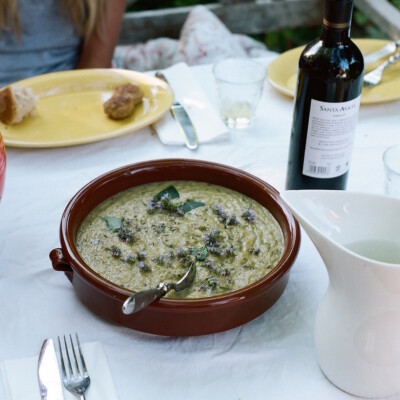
[58,333,91,400]
[363,51,400,87]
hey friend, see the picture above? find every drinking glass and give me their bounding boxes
[383,144,400,198]
[213,58,265,129]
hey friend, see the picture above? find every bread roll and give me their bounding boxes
[0,86,38,125]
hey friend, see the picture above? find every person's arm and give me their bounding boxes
[77,0,126,69]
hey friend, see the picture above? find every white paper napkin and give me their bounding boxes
[153,62,229,145]
[1,341,118,400]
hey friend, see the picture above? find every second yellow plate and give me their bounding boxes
[267,39,400,104]
[1,69,174,148]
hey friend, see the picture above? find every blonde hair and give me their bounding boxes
[0,0,107,39]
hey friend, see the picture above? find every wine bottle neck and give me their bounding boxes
[321,24,351,44]
[321,0,353,43]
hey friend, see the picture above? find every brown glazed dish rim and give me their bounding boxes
[59,158,300,310]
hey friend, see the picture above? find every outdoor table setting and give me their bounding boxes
[0,41,400,400]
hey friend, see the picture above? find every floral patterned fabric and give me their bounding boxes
[113,5,272,71]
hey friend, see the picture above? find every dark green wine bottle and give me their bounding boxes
[285,0,364,190]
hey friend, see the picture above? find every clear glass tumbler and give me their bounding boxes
[383,144,400,198]
[213,58,266,129]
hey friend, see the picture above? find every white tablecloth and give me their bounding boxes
[1,56,400,400]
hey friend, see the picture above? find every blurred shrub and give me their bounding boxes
[127,0,399,52]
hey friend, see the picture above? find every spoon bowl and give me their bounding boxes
[122,263,196,315]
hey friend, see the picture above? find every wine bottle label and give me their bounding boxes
[302,96,361,179]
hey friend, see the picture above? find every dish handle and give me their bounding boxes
[49,248,73,281]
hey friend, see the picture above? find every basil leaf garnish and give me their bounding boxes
[101,216,123,231]
[178,200,205,214]
[149,186,204,216]
[190,246,208,261]
[153,185,180,201]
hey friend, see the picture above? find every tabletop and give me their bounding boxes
[1,54,400,400]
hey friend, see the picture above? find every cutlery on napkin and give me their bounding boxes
[152,62,229,146]
[1,341,118,400]
[155,71,199,150]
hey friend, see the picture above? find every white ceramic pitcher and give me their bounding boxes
[281,190,400,398]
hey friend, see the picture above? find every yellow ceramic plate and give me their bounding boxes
[267,39,400,105]
[0,69,174,148]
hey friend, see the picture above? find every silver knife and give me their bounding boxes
[155,71,199,150]
[364,39,400,65]
[38,339,65,400]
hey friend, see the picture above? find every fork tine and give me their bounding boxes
[57,336,67,380]
[63,335,74,378]
[364,70,382,87]
[75,333,88,375]
[364,51,400,87]
[69,334,81,376]
[57,333,91,399]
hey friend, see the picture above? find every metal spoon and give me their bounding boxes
[122,263,196,315]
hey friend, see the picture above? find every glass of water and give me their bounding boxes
[383,144,400,198]
[213,58,266,129]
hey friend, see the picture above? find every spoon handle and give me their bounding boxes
[122,283,169,315]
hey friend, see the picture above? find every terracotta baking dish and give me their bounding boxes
[50,159,300,336]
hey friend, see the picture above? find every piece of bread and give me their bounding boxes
[103,83,143,120]
[0,86,38,125]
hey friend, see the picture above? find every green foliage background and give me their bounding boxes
[127,0,400,53]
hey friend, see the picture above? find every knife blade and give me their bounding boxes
[38,339,64,400]
[170,102,199,150]
[364,40,400,65]
[155,71,199,150]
